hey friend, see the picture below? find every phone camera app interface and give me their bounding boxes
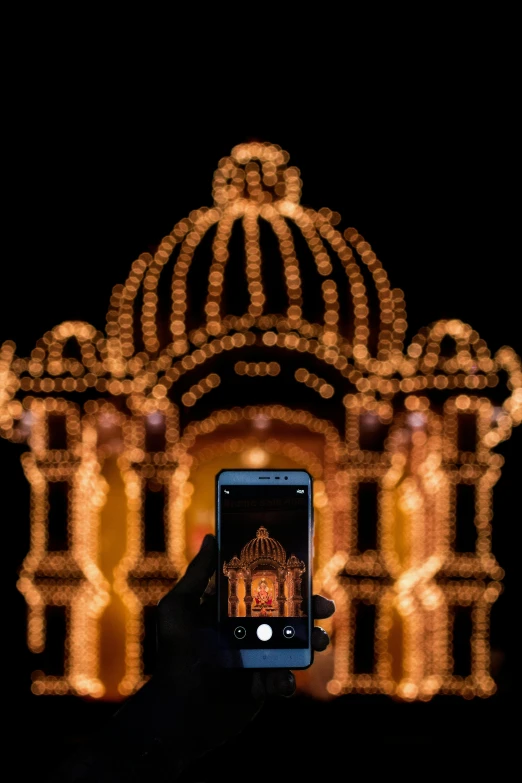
[220,484,309,649]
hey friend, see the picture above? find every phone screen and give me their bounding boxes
[218,483,311,650]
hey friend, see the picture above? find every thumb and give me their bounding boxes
[170,534,217,601]
[157,535,217,652]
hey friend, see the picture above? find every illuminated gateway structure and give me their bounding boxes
[1,142,520,701]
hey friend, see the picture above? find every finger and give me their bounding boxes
[312,626,330,652]
[203,572,216,599]
[199,591,217,627]
[161,535,216,609]
[264,669,296,698]
[312,594,335,620]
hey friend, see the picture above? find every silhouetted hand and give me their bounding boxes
[51,534,334,782]
[157,531,334,694]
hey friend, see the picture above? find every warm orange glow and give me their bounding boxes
[1,141,520,701]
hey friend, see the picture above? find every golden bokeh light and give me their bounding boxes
[1,141,520,701]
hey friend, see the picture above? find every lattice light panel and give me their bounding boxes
[1,142,520,700]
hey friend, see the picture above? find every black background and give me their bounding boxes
[1,32,520,777]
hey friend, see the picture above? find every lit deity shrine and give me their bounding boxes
[223,526,306,618]
[1,142,521,702]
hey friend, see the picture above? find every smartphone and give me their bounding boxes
[216,469,313,668]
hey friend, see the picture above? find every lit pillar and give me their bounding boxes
[287,555,305,617]
[223,556,241,617]
[228,571,239,617]
[244,568,253,617]
[277,567,287,617]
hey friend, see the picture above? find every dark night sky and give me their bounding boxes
[1,92,519,360]
[1,58,520,774]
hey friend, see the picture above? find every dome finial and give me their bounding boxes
[212,142,300,207]
[256,526,269,539]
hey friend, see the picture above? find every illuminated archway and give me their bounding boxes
[1,142,520,700]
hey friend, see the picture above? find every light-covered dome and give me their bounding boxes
[240,526,286,566]
[106,141,409,376]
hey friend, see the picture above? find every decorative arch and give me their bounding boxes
[104,142,408,368]
[109,404,338,696]
[174,405,342,573]
[0,141,520,702]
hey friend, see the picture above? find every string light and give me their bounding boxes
[0,141,520,701]
[17,402,109,697]
[295,368,335,398]
[181,373,221,407]
[235,362,280,377]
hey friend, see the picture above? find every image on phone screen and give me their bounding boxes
[218,483,311,650]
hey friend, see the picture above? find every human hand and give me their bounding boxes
[51,535,334,781]
[154,533,334,765]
